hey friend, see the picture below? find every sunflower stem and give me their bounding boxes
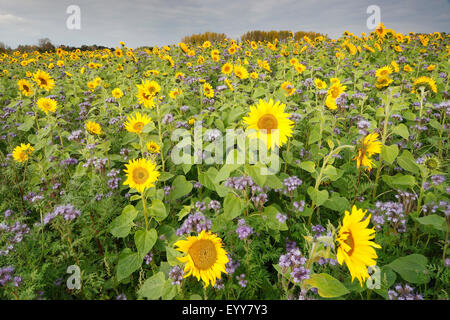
[141,192,149,231]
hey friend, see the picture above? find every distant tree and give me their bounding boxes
[181,32,228,45]
[0,41,10,53]
[37,38,55,52]
[240,30,327,43]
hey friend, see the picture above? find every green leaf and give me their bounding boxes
[263,206,288,231]
[177,205,192,221]
[373,266,397,299]
[149,199,167,222]
[323,193,350,212]
[264,174,283,189]
[386,254,430,284]
[414,214,447,232]
[223,193,244,220]
[299,161,316,173]
[214,164,240,184]
[158,172,174,182]
[18,117,34,132]
[166,247,183,266]
[245,162,267,187]
[307,187,329,207]
[382,174,416,189]
[135,229,157,259]
[397,150,419,175]
[304,273,350,298]
[381,144,399,165]
[109,205,138,238]
[117,248,142,282]
[169,175,192,200]
[138,272,166,300]
[392,124,409,139]
[252,86,267,99]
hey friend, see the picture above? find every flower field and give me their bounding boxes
[0,25,449,300]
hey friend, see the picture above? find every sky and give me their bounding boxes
[0,0,449,48]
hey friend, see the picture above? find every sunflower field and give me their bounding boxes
[0,25,449,300]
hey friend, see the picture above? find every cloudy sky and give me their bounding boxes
[0,0,449,48]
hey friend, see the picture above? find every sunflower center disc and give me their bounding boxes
[257,114,278,132]
[133,122,144,132]
[39,78,48,86]
[189,239,217,270]
[344,231,355,256]
[132,167,149,184]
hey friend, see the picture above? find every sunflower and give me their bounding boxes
[138,80,161,97]
[294,63,306,74]
[375,76,393,89]
[403,64,412,72]
[243,99,294,150]
[221,62,233,75]
[375,22,387,39]
[124,113,152,134]
[12,143,34,163]
[17,79,33,96]
[375,65,393,78]
[412,76,437,94]
[169,88,182,99]
[37,97,58,115]
[146,141,161,154]
[175,230,229,288]
[112,88,124,99]
[203,83,214,98]
[314,79,327,90]
[123,158,160,193]
[85,121,102,135]
[224,78,234,91]
[353,132,382,171]
[234,65,249,80]
[325,82,346,110]
[336,205,381,286]
[280,81,295,96]
[33,69,55,91]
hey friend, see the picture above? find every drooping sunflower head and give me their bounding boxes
[243,99,294,150]
[33,69,55,91]
[12,143,34,163]
[353,132,382,171]
[336,205,381,286]
[123,158,160,193]
[37,97,58,115]
[412,76,437,94]
[124,112,152,134]
[175,230,229,288]
[85,121,102,135]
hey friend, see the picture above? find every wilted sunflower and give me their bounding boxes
[17,79,33,96]
[37,97,58,115]
[412,76,437,94]
[123,158,160,193]
[33,69,55,91]
[85,121,102,135]
[175,230,229,288]
[12,143,34,163]
[336,205,381,287]
[243,99,294,150]
[353,132,382,171]
[203,83,214,98]
[124,113,152,134]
